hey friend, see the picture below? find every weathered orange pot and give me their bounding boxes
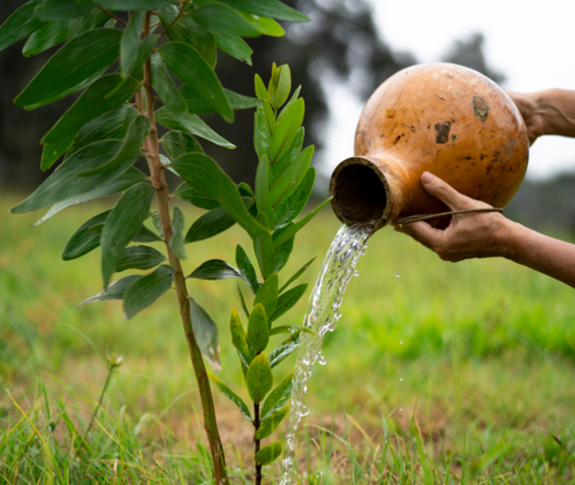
[329,62,529,230]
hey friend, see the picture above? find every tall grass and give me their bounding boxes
[2,194,575,483]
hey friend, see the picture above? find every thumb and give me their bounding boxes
[421,172,476,211]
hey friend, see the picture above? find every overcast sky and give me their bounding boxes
[322,0,575,181]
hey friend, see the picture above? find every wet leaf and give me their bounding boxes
[261,372,293,418]
[189,297,221,370]
[255,405,289,440]
[115,245,166,272]
[78,275,142,306]
[254,441,282,466]
[247,304,269,355]
[236,244,260,293]
[268,333,300,368]
[123,265,174,319]
[246,353,273,403]
[189,260,243,280]
[209,373,252,422]
[254,273,278,318]
[269,283,307,323]
[230,308,252,369]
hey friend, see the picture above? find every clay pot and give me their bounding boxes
[329,62,529,231]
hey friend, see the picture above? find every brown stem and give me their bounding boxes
[254,402,262,485]
[138,13,228,484]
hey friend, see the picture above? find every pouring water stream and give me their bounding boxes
[280,223,372,484]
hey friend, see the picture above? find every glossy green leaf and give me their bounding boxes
[62,211,108,261]
[255,155,273,222]
[269,333,300,368]
[270,127,304,181]
[274,166,316,226]
[189,260,242,280]
[247,304,269,355]
[22,19,68,56]
[78,114,149,176]
[255,405,289,440]
[191,3,260,38]
[155,108,235,149]
[230,308,252,369]
[40,135,75,171]
[225,89,261,110]
[172,153,268,239]
[159,42,234,122]
[95,0,174,10]
[78,275,142,306]
[209,372,252,422]
[123,265,174,319]
[253,227,275,279]
[254,74,268,101]
[261,372,293,418]
[43,73,140,145]
[274,64,291,108]
[189,297,221,370]
[242,14,284,37]
[34,0,94,20]
[254,273,278,318]
[170,206,186,260]
[173,183,219,210]
[254,441,282,466]
[273,197,331,249]
[15,29,122,109]
[0,0,46,52]
[101,183,154,287]
[272,235,293,273]
[270,97,305,162]
[246,353,273,403]
[269,283,307,323]
[151,55,187,113]
[279,257,316,293]
[185,207,236,243]
[236,244,259,293]
[214,33,252,65]
[254,105,271,160]
[218,0,309,22]
[270,145,313,207]
[120,11,144,79]
[11,140,140,214]
[161,131,203,161]
[115,245,166,272]
[33,168,147,226]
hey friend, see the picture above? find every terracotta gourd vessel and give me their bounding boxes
[329,63,529,231]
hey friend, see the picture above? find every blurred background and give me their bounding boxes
[1,0,574,234]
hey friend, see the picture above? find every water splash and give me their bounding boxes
[280,224,371,484]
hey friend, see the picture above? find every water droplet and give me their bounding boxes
[399,378,404,382]
[400,340,404,345]
[399,408,403,412]
[318,355,327,365]
[395,273,401,278]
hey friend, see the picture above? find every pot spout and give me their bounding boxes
[329,156,407,232]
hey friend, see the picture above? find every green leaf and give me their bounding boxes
[189,260,242,280]
[170,206,186,260]
[34,0,94,20]
[254,273,278,318]
[218,0,309,22]
[189,297,221,370]
[254,441,283,466]
[270,145,313,208]
[123,265,174,319]
[78,114,149,176]
[254,74,268,101]
[225,89,261,110]
[78,275,142,306]
[279,257,316,292]
[115,245,166,272]
[269,283,307,323]
[101,183,154,287]
[155,108,235,149]
[0,0,46,52]
[274,166,316,226]
[120,11,144,79]
[151,54,187,113]
[62,211,108,261]
[273,64,291,109]
[261,372,293,418]
[174,183,219,210]
[247,304,269,355]
[270,126,304,182]
[269,333,300,368]
[161,131,203,161]
[11,140,140,214]
[253,227,276,280]
[190,3,260,38]
[95,0,174,10]
[254,105,271,161]
[242,14,284,37]
[159,41,234,122]
[273,197,332,249]
[40,135,75,172]
[273,235,293,273]
[255,405,289,440]
[214,33,252,65]
[43,73,140,145]
[270,97,305,162]
[230,308,252,370]
[208,372,252,422]
[172,153,269,239]
[236,245,259,293]
[255,155,273,222]
[246,353,273,403]
[22,19,69,57]
[15,29,122,109]
[185,207,236,243]
[33,168,147,226]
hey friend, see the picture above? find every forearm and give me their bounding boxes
[500,220,575,287]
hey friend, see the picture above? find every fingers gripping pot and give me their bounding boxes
[329,63,529,231]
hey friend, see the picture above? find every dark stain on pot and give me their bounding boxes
[473,95,490,122]
[434,121,451,144]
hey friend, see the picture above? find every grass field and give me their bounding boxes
[1,193,575,484]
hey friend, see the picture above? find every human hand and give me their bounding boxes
[506,91,545,145]
[394,172,513,262]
